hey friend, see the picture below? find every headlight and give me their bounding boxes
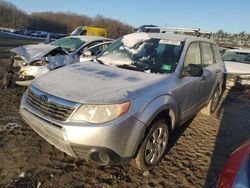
[70,102,130,124]
[13,59,27,67]
[30,60,48,66]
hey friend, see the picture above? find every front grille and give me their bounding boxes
[26,87,76,121]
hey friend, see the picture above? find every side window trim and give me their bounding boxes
[85,40,103,48]
[200,42,205,67]
[211,44,221,64]
[199,42,204,67]
[80,40,103,53]
[209,43,216,65]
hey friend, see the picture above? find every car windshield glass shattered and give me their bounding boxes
[222,51,250,64]
[50,37,85,52]
[98,34,184,74]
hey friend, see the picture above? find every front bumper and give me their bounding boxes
[4,70,34,87]
[226,74,250,89]
[4,64,49,87]
[16,66,49,86]
[19,93,146,165]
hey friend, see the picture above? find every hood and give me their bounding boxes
[11,43,62,63]
[32,62,167,103]
[225,61,250,75]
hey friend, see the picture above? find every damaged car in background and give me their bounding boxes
[4,36,112,87]
[223,48,250,89]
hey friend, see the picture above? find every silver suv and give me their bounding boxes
[20,29,224,170]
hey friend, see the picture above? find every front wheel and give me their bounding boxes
[3,71,14,89]
[134,119,169,171]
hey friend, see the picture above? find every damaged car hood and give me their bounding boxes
[225,61,250,75]
[32,62,167,103]
[11,43,65,63]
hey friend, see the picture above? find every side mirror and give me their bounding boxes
[183,64,203,77]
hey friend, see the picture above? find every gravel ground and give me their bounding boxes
[0,55,250,188]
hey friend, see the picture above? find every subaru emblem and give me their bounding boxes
[40,95,48,103]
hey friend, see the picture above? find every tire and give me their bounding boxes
[3,72,14,89]
[134,118,169,171]
[201,83,222,115]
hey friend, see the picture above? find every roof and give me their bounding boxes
[225,48,250,53]
[68,35,111,42]
[126,32,215,43]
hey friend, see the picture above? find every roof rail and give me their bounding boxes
[199,31,212,39]
[144,27,212,39]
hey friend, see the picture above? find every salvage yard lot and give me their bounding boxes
[0,41,250,187]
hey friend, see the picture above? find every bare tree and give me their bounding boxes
[0,0,28,29]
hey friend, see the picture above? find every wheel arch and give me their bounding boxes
[132,95,179,165]
[137,94,179,133]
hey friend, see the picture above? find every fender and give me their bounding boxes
[136,94,179,131]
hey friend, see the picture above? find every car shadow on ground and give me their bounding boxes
[166,117,195,155]
[204,87,250,188]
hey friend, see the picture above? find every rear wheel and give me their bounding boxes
[201,84,222,115]
[134,119,169,171]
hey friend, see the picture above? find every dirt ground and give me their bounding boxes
[0,49,250,187]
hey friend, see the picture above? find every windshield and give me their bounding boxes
[50,37,85,52]
[222,51,250,64]
[98,35,184,74]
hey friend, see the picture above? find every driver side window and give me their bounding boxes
[184,43,201,67]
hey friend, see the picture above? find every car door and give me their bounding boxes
[175,42,204,121]
[198,42,220,103]
[80,41,112,62]
[73,40,104,62]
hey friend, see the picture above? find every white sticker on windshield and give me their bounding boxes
[159,39,181,45]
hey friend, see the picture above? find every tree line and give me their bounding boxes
[0,0,28,29]
[213,30,250,47]
[0,0,133,39]
[1,0,250,46]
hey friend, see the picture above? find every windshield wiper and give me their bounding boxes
[117,64,145,72]
[94,58,104,64]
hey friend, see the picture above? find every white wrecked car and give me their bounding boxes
[222,48,250,88]
[4,36,112,87]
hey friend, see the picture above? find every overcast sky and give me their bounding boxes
[8,0,250,33]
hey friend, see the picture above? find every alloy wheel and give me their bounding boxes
[144,127,168,165]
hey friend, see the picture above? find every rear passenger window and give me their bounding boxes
[184,43,201,67]
[212,45,222,64]
[201,43,214,66]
